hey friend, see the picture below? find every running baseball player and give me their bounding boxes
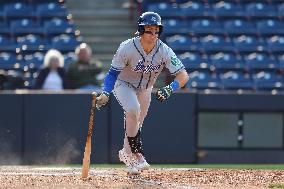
[95,12,189,174]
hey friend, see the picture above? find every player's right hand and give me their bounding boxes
[96,91,110,110]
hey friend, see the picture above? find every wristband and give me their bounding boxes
[169,80,180,91]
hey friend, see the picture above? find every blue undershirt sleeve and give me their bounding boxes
[102,67,120,94]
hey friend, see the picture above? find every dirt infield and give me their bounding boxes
[0,166,283,189]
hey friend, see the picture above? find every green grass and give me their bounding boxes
[269,183,284,188]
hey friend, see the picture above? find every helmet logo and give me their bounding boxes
[151,16,156,22]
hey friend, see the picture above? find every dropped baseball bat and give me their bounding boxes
[82,92,97,179]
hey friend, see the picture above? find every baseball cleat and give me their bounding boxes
[135,155,150,171]
[118,149,140,175]
[136,159,150,171]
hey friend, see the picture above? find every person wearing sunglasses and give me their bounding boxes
[95,12,189,174]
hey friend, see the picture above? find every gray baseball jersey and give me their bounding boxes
[111,37,185,90]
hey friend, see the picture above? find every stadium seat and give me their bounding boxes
[253,71,284,91]
[166,35,200,53]
[213,1,245,19]
[266,35,284,54]
[24,52,44,71]
[147,3,181,18]
[0,35,18,52]
[278,3,284,18]
[244,53,279,72]
[190,19,224,36]
[162,19,190,36]
[17,34,46,53]
[0,21,10,36]
[0,52,19,70]
[179,1,214,19]
[186,70,221,90]
[10,19,44,37]
[51,34,81,52]
[64,52,77,68]
[277,54,284,71]
[36,2,68,19]
[178,52,212,71]
[4,2,36,19]
[199,35,234,53]
[245,2,278,19]
[233,35,267,54]
[224,19,256,36]
[43,18,75,37]
[210,52,245,71]
[220,70,254,90]
[256,19,284,36]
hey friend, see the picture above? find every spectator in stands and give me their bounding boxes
[66,43,103,90]
[34,49,67,90]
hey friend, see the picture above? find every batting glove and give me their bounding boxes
[96,91,110,110]
[156,85,173,102]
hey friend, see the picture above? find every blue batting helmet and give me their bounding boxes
[137,12,163,36]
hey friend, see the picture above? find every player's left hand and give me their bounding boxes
[96,91,110,110]
[156,85,173,102]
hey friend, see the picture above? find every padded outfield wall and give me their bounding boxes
[0,91,283,164]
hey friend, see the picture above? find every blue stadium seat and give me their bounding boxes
[210,52,245,71]
[244,53,279,72]
[246,2,278,19]
[17,34,46,53]
[43,18,75,36]
[180,1,214,19]
[213,1,245,19]
[200,35,234,53]
[256,19,284,36]
[0,35,17,52]
[147,3,181,18]
[278,3,284,18]
[253,71,284,91]
[36,2,68,19]
[220,70,254,90]
[10,19,44,37]
[178,52,212,71]
[0,21,10,36]
[64,52,77,68]
[233,35,267,54]
[266,35,284,54]
[0,52,19,70]
[186,70,221,90]
[4,2,36,19]
[277,54,284,71]
[166,35,200,53]
[162,19,190,36]
[51,34,81,52]
[190,19,224,36]
[24,52,44,71]
[224,19,256,36]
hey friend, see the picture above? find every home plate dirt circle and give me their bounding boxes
[0,166,283,189]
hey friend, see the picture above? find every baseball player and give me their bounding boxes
[95,12,189,174]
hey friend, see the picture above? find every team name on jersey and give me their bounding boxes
[133,60,164,74]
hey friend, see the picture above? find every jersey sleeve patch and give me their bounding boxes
[171,55,182,67]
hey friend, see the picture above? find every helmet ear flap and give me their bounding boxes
[137,25,145,35]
